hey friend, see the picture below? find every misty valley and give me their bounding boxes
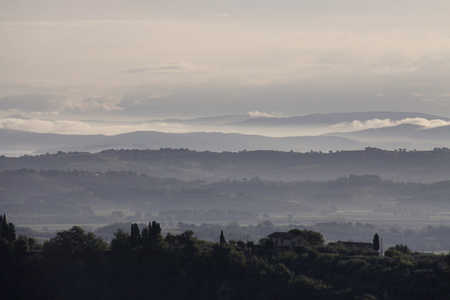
[1,148,450,252]
[2,148,450,299]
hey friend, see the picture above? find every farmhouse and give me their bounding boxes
[267,232,304,250]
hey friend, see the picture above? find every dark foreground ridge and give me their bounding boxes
[1,217,450,300]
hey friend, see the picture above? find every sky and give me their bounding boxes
[1,0,450,134]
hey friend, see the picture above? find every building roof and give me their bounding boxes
[268,232,303,240]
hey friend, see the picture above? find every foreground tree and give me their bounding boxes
[288,229,324,246]
[384,244,412,257]
[0,214,16,242]
[110,228,130,252]
[43,226,108,257]
[220,230,227,244]
[373,233,380,251]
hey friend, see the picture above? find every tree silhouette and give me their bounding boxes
[129,223,141,247]
[220,230,227,244]
[373,233,380,251]
[43,226,108,257]
[0,214,16,242]
[111,228,130,252]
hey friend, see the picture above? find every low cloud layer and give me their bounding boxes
[2,114,450,137]
[247,111,281,118]
[0,117,189,135]
[332,118,450,132]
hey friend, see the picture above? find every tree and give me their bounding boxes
[129,223,141,247]
[148,221,161,242]
[384,244,412,257]
[85,232,109,255]
[220,230,227,245]
[43,226,108,257]
[14,235,29,256]
[111,228,130,252]
[373,233,380,251]
[0,214,16,242]
[180,230,199,257]
[288,229,324,246]
[141,221,163,249]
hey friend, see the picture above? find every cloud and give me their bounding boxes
[247,111,280,118]
[121,62,188,74]
[121,62,218,75]
[402,118,450,128]
[411,91,450,104]
[332,118,450,132]
[0,116,188,135]
[0,117,92,134]
[62,97,123,112]
[0,94,59,113]
[0,94,125,118]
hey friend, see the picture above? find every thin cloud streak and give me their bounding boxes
[0,117,189,135]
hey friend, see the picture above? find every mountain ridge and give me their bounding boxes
[0,128,366,154]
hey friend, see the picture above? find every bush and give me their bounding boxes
[384,244,412,257]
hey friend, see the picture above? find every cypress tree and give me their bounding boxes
[1,214,10,240]
[149,221,161,242]
[0,214,3,238]
[373,233,380,251]
[130,223,141,247]
[0,214,17,242]
[8,223,16,242]
[220,230,227,245]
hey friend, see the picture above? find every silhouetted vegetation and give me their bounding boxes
[2,216,450,299]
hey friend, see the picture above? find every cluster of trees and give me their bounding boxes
[111,221,162,252]
[0,214,40,257]
[2,217,450,299]
[42,226,108,257]
[0,214,16,242]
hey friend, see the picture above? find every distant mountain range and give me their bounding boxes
[0,128,366,154]
[1,111,449,155]
[326,124,450,149]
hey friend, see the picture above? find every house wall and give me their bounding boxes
[270,236,303,249]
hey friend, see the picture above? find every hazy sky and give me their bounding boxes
[2,0,450,126]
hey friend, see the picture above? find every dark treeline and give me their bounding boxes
[2,217,450,299]
[90,220,450,253]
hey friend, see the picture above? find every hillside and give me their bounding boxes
[2,148,450,183]
[2,149,450,227]
[0,128,365,155]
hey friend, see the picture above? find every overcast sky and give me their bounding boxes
[1,0,450,128]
